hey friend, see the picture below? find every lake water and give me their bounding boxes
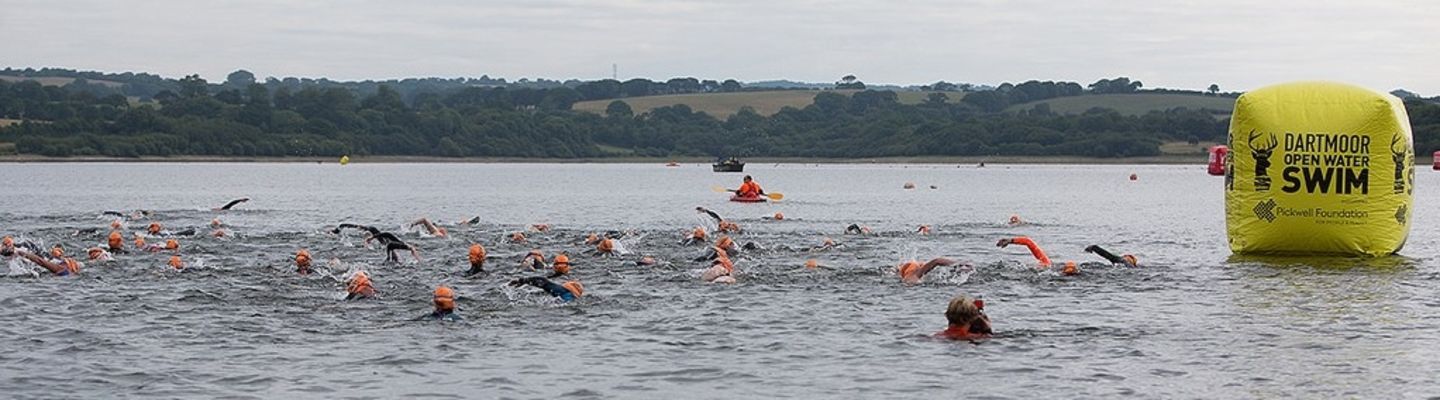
[1,162,1438,399]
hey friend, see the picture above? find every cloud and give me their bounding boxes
[2,0,1437,93]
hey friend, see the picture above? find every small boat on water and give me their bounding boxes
[729,194,766,203]
[713,157,745,172]
[666,161,680,167]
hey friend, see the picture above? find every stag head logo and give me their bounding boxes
[1391,135,1408,194]
[1249,130,1278,191]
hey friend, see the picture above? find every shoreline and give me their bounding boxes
[0,154,1218,164]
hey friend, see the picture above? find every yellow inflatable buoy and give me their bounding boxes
[1226,81,1413,256]
[339,155,350,165]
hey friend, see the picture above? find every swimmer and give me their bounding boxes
[996,236,1052,268]
[935,295,992,341]
[14,249,80,276]
[916,225,932,235]
[696,207,742,234]
[693,236,739,261]
[519,250,547,271]
[509,232,528,244]
[364,231,421,263]
[409,218,448,238]
[465,243,487,276]
[529,223,551,233]
[86,247,112,262]
[696,207,723,224]
[147,222,162,236]
[168,255,185,270]
[808,237,838,252]
[210,218,223,228]
[584,233,601,245]
[458,216,481,226]
[331,223,380,235]
[426,286,460,320]
[845,224,872,235]
[345,271,375,300]
[680,227,708,246]
[1084,245,1139,267]
[214,197,250,211]
[73,227,100,236]
[594,238,617,257]
[896,257,967,285]
[549,253,572,278]
[1008,215,1024,226]
[508,277,584,302]
[1060,261,1079,276]
[133,234,146,250]
[635,256,658,266]
[105,231,124,253]
[700,247,736,284]
[762,212,785,221]
[295,249,313,275]
[212,229,228,238]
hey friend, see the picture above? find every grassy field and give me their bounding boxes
[0,75,123,87]
[573,90,965,118]
[0,142,16,156]
[0,118,21,127]
[1006,93,1236,116]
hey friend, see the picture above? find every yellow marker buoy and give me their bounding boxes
[339,155,350,165]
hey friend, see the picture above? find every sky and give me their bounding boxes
[3,0,1438,94]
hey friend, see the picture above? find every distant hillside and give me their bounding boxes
[0,75,123,87]
[1006,93,1235,116]
[573,90,965,117]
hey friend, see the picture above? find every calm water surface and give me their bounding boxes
[1,162,1438,399]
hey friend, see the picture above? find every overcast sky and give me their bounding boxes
[3,0,1438,93]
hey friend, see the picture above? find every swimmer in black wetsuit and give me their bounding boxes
[1084,245,1138,267]
[215,198,250,211]
[508,277,583,302]
[331,223,380,235]
[696,207,723,224]
[365,231,421,263]
[845,224,871,235]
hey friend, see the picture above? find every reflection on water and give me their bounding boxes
[1,162,1437,398]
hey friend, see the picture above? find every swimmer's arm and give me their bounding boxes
[1084,245,1125,264]
[915,258,958,277]
[700,209,723,223]
[219,198,249,210]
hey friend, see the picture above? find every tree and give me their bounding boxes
[925,92,949,105]
[1207,83,1220,95]
[836,75,865,90]
[605,100,633,118]
[178,74,209,98]
[226,70,256,88]
[720,79,742,92]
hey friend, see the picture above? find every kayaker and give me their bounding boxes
[1084,245,1139,267]
[935,295,993,341]
[733,175,765,198]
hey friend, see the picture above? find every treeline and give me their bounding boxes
[0,75,1239,158]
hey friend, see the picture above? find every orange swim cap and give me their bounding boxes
[134,236,146,248]
[165,239,179,250]
[511,232,526,242]
[88,248,104,260]
[108,231,123,248]
[554,254,570,265]
[898,261,920,278]
[585,233,599,244]
[468,244,486,264]
[561,281,584,297]
[50,245,65,258]
[434,286,455,311]
[1122,254,1138,266]
[1061,261,1078,276]
[348,271,373,294]
[692,227,706,239]
[774,212,785,221]
[110,219,122,230]
[148,223,161,234]
[210,218,222,227]
[2,236,12,247]
[805,259,819,269]
[717,236,734,250]
[296,249,312,267]
[597,238,615,253]
[168,255,183,269]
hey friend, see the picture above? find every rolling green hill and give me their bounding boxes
[573,90,964,118]
[1006,93,1235,116]
[0,75,123,87]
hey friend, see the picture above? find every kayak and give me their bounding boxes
[729,195,767,203]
